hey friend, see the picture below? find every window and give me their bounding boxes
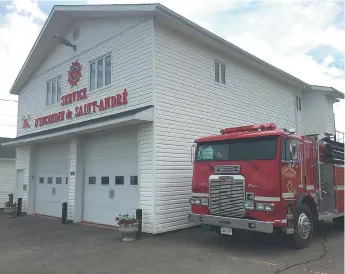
[47,177,53,184]
[39,177,44,184]
[65,177,68,184]
[46,77,61,106]
[130,176,138,186]
[101,176,109,185]
[196,136,278,162]
[89,176,96,185]
[296,95,302,111]
[281,139,299,161]
[90,55,111,91]
[115,176,124,185]
[215,61,226,84]
[56,177,62,184]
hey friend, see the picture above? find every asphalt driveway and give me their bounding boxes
[0,212,343,274]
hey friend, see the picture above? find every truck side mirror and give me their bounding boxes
[191,144,196,163]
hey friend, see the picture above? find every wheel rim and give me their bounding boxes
[297,213,311,240]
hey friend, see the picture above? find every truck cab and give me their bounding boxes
[188,123,344,249]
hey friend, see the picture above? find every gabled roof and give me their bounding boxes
[9,3,345,100]
[310,85,344,100]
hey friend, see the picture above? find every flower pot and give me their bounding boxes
[4,206,16,214]
[118,223,139,242]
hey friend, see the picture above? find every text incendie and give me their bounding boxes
[34,88,128,128]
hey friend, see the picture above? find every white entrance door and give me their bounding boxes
[34,142,69,217]
[83,127,139,226]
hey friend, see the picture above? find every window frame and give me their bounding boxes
[89,53,112,92]
[214,60,226,85]
[296,95,302,111]
[46,76,62,106]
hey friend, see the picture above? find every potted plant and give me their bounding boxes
[116,214,139,242]
[4,193,17,215]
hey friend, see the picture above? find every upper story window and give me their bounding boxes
[296,95,302,111]
[90,54,112,91]
[46,77,61,106]
[215,61,226,85]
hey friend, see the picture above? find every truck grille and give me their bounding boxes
[209,176,245,218]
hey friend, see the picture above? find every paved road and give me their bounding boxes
[0,213,343,274]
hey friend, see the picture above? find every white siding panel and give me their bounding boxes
[68,138,78,220]
[0,160,16,208]
[139,122,154,233]
[35,16,150,75]
[15,146,31,213]
[303,91,335,135]
[325,96,336,135]
[17,18,154,137]
[153,25,298,233]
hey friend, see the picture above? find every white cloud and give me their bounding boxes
[0,0,44,137]
[0,0,344,138]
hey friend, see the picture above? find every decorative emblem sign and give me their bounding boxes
[109,189,115,199]
[22,115,31,129]
[68,60,82,88]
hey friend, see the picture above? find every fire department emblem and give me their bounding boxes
[67,60,82,88]
[22,115,31,129]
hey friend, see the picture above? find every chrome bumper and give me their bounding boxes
[188,213,274,234]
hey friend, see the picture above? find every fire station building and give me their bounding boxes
[3,4,343,234]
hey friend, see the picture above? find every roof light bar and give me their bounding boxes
[220,123,277,135]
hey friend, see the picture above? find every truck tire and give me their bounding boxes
[333,216,344,231]
[289,203,314,249]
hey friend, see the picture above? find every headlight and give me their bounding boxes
[189,197,209,206]
[245,193,255,210]
[256,203,275,212]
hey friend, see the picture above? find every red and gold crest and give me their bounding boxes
[68,60,82,88]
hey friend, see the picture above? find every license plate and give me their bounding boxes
[220,227,232,235]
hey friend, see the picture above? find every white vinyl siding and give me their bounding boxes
[153,24,298,233]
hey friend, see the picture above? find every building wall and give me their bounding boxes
[324,96,336,135]
[153,23,300,233]
[15,146,31,212]
[138,122,155,233]
[17,16,154,137]
[303,91,335,136]
[0,159,16,208]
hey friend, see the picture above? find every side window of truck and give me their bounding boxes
[282,139,298,161]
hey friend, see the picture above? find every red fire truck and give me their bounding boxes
[188,123,344,249]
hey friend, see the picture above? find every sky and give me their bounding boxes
[0,0,344,138]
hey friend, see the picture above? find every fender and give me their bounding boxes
[295,192,319,221]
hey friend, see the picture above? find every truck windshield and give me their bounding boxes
[195,135,278,161]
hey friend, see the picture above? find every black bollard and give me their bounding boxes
[8,193,13,205]
[62,202,67,224]
[17,198,22,216]
[136,208,142,239]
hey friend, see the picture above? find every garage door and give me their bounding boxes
[35,142,69,217]
[0,159,15,207]
[83,127,139,226]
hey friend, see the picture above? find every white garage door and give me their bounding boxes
[0,159,15,207]
[83,127,139,226]
[35,142,69,217]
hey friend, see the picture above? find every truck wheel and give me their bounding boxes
[290,204,313,249]
[333,216,344,231]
